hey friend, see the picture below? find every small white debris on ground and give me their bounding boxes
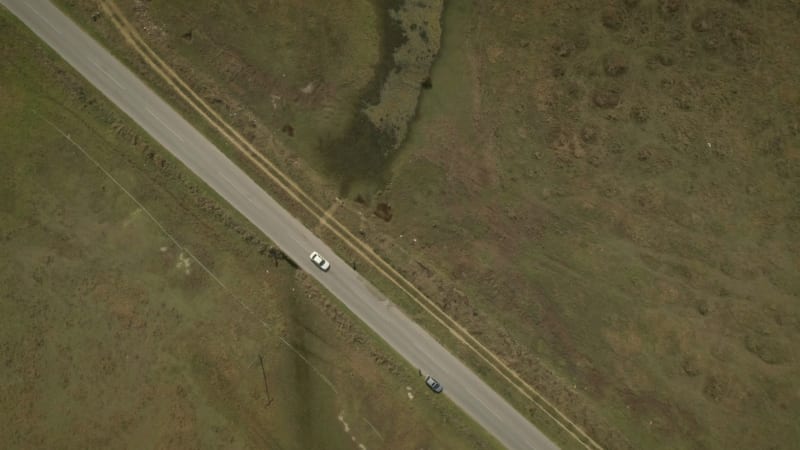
[175,252,192,275]
[300,82,315,94]
[337,412,367,449]
[406,386,414,400]
[338,412,350,432]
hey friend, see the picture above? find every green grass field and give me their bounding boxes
[0,8,501,449]
[385,2,800,448]
[59,0,442,194]
[50,0,800,449]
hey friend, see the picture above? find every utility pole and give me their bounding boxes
[258,354,273,406]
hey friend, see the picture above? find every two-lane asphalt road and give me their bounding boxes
[2,1,559,448]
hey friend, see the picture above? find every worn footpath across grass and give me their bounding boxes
[0,8,502,450]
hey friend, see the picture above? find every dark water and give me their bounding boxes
[317,0,411,197]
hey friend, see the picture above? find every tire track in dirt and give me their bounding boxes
[98,2,602,448]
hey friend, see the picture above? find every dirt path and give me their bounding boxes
[98,1,602,447]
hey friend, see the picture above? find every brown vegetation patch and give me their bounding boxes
[374,202,393,222]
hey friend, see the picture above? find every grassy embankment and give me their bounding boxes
[0,8,501,450]
[53,0,800,449]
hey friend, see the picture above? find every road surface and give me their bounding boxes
[2,1,559,449]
